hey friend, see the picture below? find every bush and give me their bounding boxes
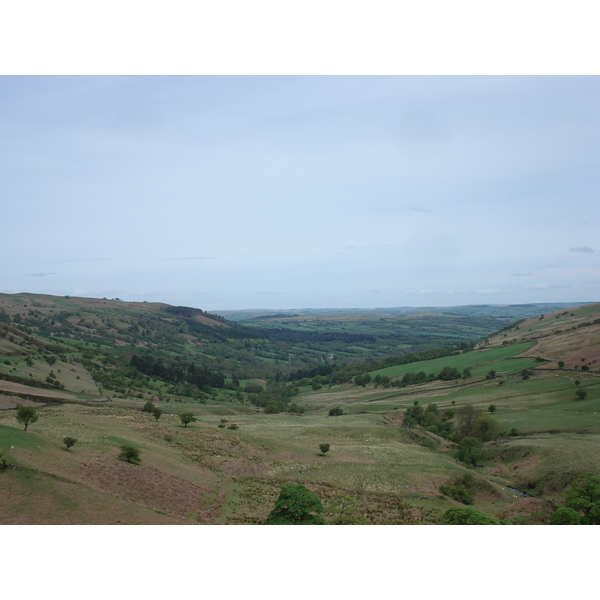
[440,473,478,505]
[142,401,156,413]
[421,438,437,451]
[576,388,587,401]
[550,507,581,525]
[471,415,500,442]
[179,412,197,427]
[265,484,325,525]
[457,437,482,466]
[319,443,330,455]
[119,445,141,464]
[442,507,506,525]
[16,405,38,431]
[329,406,344,417]
[63,436,77,450]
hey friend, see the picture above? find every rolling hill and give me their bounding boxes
[1,294,598,524]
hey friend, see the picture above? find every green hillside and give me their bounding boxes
[1,294,599,525]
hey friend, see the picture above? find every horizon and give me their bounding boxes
[2,290,596,314]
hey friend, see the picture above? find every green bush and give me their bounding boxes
[265,485,325,525]
[329,406,344,417]
[440,473,478,505]
[179,412,197,427]
[119,445,141,464]
[442,507,506,525]
[63,436,78,450]
[421,438,437,451]
[16,405,38,431]
[550,507,581,525]
[142,401,156,413]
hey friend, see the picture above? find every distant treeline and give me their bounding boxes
[284,341,473,383]
[130,354,226,390]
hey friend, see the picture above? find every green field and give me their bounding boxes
[369,341,536,378]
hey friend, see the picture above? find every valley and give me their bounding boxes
[1,293,599,524]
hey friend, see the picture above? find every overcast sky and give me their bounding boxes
[1,75,598,310]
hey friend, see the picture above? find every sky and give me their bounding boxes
[1,75,599,310]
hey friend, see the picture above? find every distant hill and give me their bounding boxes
[479,301,600,370]
[215,302,592,322]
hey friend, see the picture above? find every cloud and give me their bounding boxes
[569,246,594,253]
[47,258,115,263]
[342,244,395,251]
[406,206,433,213]
[28,272,55,277]
[159,256,216,261]
[524,283,570,290]
[255,291,285,296]
[511,272,533,277]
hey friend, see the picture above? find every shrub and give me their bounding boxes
[442,506,505,525]
[576,388,588,401]
[179,412,197,427]
[421,438,437,451]
[550,507,581,525]
[227,423,239,430]
[152,407,163,421]
[119,445,141,464]
[457,437,482,466]
[265,485,325,525]
[63,436,77,450]
[319,443,330,456]
[440,473,478,505]
[471,415,501,442]
[329,406,344,417]
[16,405,38,431]
[142,401,155,413]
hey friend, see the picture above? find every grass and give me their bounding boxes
[369,341,536,378]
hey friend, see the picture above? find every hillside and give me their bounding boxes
[1,295,599,524]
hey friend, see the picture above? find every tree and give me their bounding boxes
[16,405,38,431]
[457,437,483,466]
[63,436,77,450]
[442,506,505,525]
[471,415,501,442]
[576,388,587,401]
[485,369,496,379]
[179,412,197,427]
[562,472,600,524]
[327,494,366,525]
[142,401,156,413]
[550,507,581,525]
[440,473,478,504]
[319,443,331,456]
[456,405,482,438]
[119,445,141,464]
[488,404,497,413]
[558,361,565,368]
[265,485,326,524]
[152,407,163,421]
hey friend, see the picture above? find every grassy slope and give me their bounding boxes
[369,341,536,378]
[1,297,599,524]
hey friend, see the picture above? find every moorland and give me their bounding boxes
[1,292,598,524]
